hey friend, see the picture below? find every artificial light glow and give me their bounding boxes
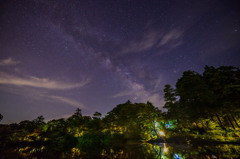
[159,131,165,136]
[163,143,168,153]
[174,154,181,159]
[164,147,168,152]
[166,123,171,128]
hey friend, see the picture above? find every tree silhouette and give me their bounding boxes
[74,108,82,117]
[0,113,3,122]
[93,112,102,119]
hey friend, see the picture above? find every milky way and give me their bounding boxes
[0,0,239,123]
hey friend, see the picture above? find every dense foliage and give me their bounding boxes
[0,102,165,158]
[163,66,240,143]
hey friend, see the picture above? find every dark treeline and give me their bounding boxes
[0,65,239,158]
[0,102,164,158]
[164,66,240,131]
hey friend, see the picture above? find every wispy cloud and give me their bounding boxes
[0,84,86,110]
[48,95,85,108]
[121,30,162,54]
[46,114,73,121]
[0,72,90,90]
[120,29,183,55]
[147,93,165,108]
[112,69,165,109]
[158,29,183,47]
[112,90,135,98]
[0,58,20,66]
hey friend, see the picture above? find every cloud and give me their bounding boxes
[0,83,86,110]
[158,29,183,47]
[121,31,162,54]
[112,90,134,98]
[0,72,90,90]
[100,57,113,69]
[147,93,165,109]
[48,95,85,108]
[46,114,73,121]
[112,78,146,99]
[112,69,165,109]
[120,29,183,55]
[0,58,20,66]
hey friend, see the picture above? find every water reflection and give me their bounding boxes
[142,143,240,159]
[98,143,239,159]
[3,142,240,158]
[70,142,240,159]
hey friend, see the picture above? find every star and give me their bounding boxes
[0,0,239,123]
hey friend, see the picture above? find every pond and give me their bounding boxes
[2,142,239,158]
[79,142,240,159]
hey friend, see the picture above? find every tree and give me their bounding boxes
[0,114,3,122]
[164,85,177,104]
[67,108,84,126]
[33,115,45,125]
[103,101,164,140]
[176,71,216,123]
[93,112,102,119]
[163,66,240,130]
[203,65,240,129]
[43,119,76,156]
[74,108,82,117]
[163,85,180,120]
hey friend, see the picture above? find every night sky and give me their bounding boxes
[0,0,239,123]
